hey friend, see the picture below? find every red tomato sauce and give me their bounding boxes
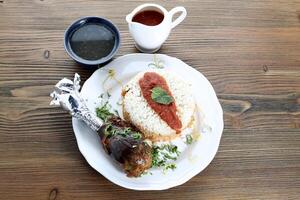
[139,72,182,132]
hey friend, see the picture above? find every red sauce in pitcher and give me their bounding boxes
[132,10,164,26]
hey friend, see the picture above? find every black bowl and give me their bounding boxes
[64,16,120,67]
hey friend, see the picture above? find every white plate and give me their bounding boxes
[72,53,223,190]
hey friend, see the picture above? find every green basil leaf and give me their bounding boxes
[151,86,174,105]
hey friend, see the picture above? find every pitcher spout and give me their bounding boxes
[126,13,133,24]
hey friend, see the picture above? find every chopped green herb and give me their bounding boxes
[103,124,113,135]
[151,144,180,172]
[101,122,142,139]
[96,102,113,122]
[151,87,174,105]
[164,163,176,171]
[185,134,193,145]
[131,132,142,140]
[96,104,143,140]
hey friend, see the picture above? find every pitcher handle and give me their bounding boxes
[169,6,187,29]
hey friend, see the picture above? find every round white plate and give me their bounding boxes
[72,53,223,190]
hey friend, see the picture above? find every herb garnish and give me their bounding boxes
[104,125,142,139]
[151,86,174,105]
[96,102,113,122]
[164,163,176,172]
[96,102,142,140]
[151,144,180,172]
[185,134,193,145]
[131,132,142,140]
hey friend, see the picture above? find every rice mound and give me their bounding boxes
[122,69,196,141]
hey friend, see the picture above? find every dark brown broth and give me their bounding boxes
[70,23,115,61]
[132,10,164,26]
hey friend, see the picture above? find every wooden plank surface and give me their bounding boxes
[0,0,299,199]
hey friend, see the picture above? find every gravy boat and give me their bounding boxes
[126,3,187,53]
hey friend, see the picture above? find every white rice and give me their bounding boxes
[122,69,195,141]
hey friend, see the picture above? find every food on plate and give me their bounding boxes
[122,69,196,141]
[96,100,182,175]
[96,103,152,177]
[50,74,152,177]
[50,69,196,177]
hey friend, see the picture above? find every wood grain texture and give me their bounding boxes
[0,0,300,199]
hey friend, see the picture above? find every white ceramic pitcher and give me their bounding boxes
[126,4,187,53]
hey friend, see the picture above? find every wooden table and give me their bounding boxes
[1,0,299,199]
